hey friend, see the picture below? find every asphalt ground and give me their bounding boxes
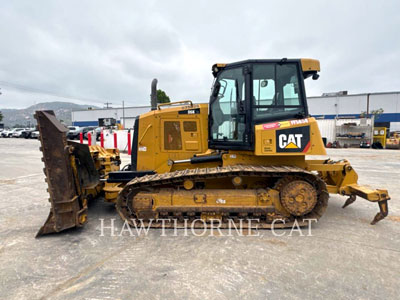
[0,138,399,300]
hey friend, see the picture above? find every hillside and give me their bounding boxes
[0,102,99,127]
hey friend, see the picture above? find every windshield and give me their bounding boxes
[210,67,246,143]
[209,62,307,148]
[252,63,305,122]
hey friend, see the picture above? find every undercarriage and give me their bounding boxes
[116,165,329,229]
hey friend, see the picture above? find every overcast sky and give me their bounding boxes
[0,0,399,109]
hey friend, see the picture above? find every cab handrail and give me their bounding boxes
[157,100,193,110]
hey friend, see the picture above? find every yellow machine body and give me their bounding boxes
[386,132,400,149]
[131,104,387,201]
[87,146,122,202]
[373,127,387,148]
[35,58,391,236]
[135,109,326,174]
[116,58,388,227]
[114,101,388,228]
[134,102,209,174]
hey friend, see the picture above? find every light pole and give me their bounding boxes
[122,101,125,129]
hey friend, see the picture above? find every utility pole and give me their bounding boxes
[122,101,125,129]
[104,101,112,108]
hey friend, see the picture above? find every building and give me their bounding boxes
[307,91,400,131]
[71,91,400,132]
[72,106,151,128]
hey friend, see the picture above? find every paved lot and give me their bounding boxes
[0,138,399,300]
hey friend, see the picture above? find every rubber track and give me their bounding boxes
[116,165,329,229]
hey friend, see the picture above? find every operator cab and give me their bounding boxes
[209,58,320,150]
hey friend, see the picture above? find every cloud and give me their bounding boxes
[0,0,399,109]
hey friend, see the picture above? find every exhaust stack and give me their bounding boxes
[151,78,158,110]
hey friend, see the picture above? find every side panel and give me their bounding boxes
[135,104,209,173]
[254,117,326,156]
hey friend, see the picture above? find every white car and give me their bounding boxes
[1,129,9,137]
[1,128,18,138]
[67,126,83,139]
[30,131,40,139]
[11,128,26,138]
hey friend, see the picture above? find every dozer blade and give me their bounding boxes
[35,111,99,237]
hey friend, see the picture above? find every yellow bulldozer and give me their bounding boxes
[386,132,400,149]
[35,58,390,236]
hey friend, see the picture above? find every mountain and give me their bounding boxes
[0,102,99,127]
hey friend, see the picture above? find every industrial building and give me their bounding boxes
[71,91,400,132]
[72,105,151,128]
[308,91,400,131]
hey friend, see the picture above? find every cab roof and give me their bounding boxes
[212,58,320,78]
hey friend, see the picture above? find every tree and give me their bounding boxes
[157,89,170,103]
[360,108,384,121]
[0,111,3,122]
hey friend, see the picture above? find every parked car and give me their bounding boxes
[11,128,26,138]
[84,127,102,141]
[21,129,36,139]
[1,128,23,138]
[30,131,40,139]
[66,126,82,140]
[82,127,96,140]
[1,129,11,137]
[67,126,96,140]
[360,140,371,148]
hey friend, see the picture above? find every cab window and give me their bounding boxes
[252,63,304,122]
[210,67,246,142]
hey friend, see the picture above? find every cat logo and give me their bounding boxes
[279,134,303,149]
[276,126,310,153]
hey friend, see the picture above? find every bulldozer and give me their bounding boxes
[386,132,400,149]
[35,58,390,237]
